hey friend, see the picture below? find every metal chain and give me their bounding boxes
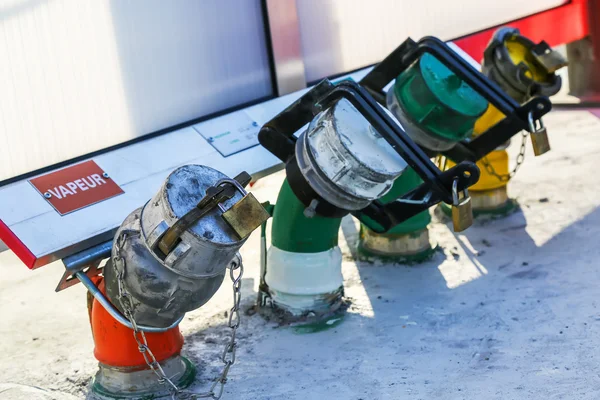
[478,81,537,183]
[478,130,528,183]
[112,230,244,400]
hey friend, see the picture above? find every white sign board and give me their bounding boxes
[193,111,261,157]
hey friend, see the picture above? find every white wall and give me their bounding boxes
[296,0,567,82]
[0,0,272,181]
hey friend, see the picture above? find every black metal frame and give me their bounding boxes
[359,36,552,163]
[258,79,479,233]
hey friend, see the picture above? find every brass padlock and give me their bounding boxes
[529,114,551,156]
[221,193,271,240]
[451,179,473,233]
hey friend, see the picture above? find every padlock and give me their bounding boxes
[221,192,271,240]
[528,114,551,156]
[156,171,254,256]
[451,178,473,232]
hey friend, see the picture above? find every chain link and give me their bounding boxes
[112,230,243,400]
[479,82,537,183]
[479,130,528,183]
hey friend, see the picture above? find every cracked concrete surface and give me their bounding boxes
[1,109,600,399]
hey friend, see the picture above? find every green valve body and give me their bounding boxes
[388,53,488,151]
[360,52,487,261]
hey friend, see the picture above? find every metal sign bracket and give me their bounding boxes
[55,241,112,292]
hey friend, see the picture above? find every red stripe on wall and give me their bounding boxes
[454,0,590,61]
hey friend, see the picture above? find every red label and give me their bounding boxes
[29,160,124,215]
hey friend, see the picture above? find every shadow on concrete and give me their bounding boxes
[338,201,598,321]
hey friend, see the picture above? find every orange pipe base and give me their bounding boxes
[90,279,184,368]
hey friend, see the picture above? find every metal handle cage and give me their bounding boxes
[359,36,552,163]
[258,78,479,233]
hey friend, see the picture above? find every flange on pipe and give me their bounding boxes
[444,27,567,216]
[357,36,554,261]
[257,78,479,323]
[74,165,269,399]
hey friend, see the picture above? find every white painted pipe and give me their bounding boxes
[264,245,344,316]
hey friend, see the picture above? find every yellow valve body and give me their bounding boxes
[454,34,553,191]
[446,105,509,191]
[473,104,505,136]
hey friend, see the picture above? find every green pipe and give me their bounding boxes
[271,179,342,253]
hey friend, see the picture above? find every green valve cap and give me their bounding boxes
[393,53,488,143]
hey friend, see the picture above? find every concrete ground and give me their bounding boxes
[1,108,600,400]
